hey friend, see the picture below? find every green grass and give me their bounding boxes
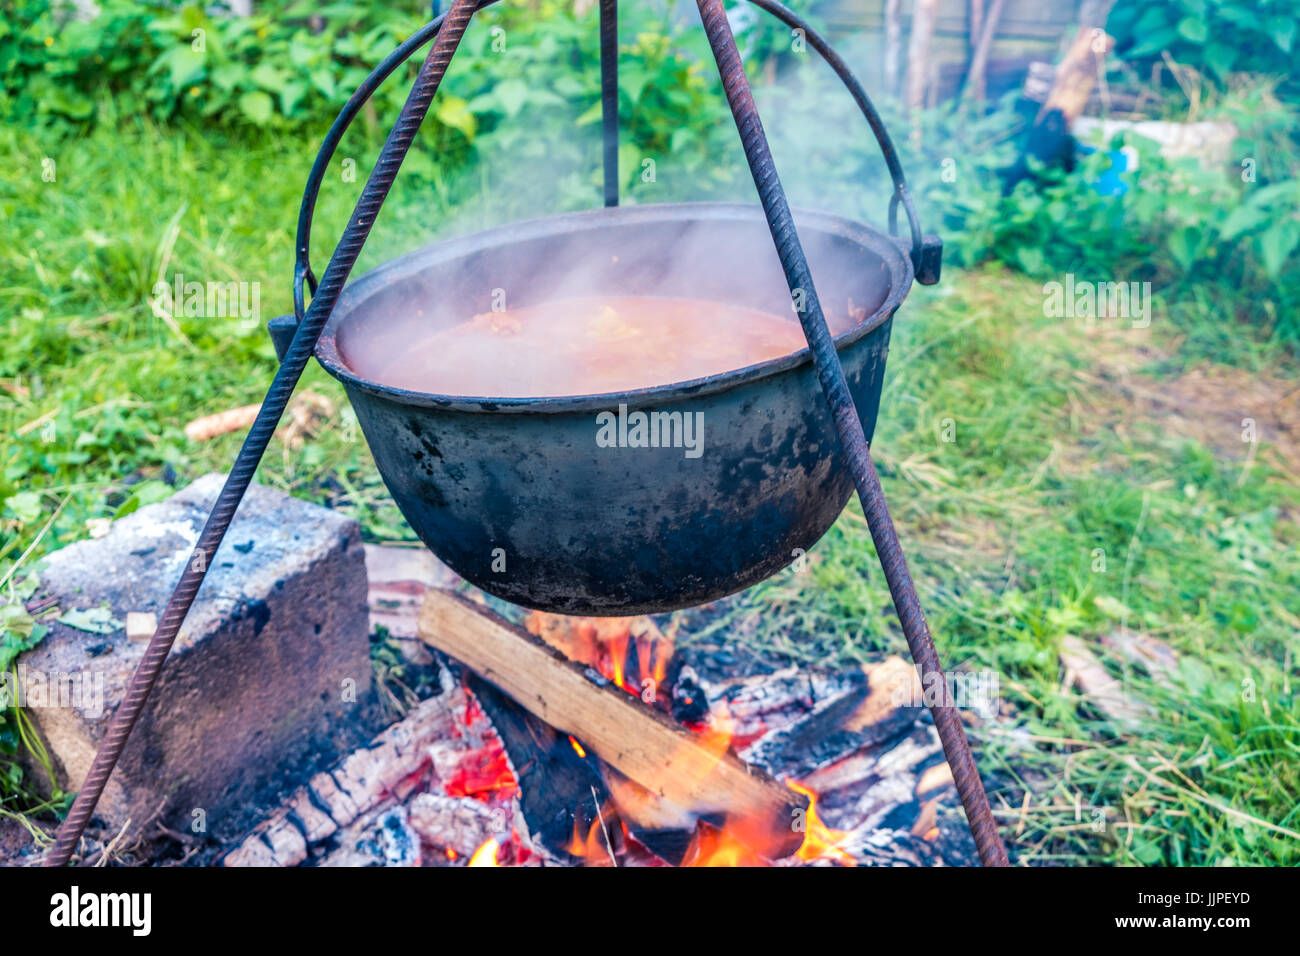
[2,116,1298,866]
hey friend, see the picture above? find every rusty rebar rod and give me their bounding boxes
[694,0,1008,867]
[600,0,619,207]
[43,0,481,868]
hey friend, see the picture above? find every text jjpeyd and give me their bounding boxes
[596,404,704,459]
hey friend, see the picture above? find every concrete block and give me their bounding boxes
[18,473,383,843]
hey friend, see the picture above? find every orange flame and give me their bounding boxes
[679,776,854,867]
[608,630,629,690]
[636,632,671,688]
[684,820,771,867]
[788,780,855,865]
[685,698,734,757]
[526,612,673,700]
[521,611,856,868]
[565,810,620,865]
[467,838,500,867]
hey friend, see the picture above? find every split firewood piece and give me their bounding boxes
[183,403,261,441]
[736,656,923,778]
[418,589,808,858]
[1005,16,1116,190]
[597,763,702,866]
[278,389,336,450]
[474,667,700,865]
[524,610,701,719]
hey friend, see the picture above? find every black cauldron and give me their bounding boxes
[308,202,912,614]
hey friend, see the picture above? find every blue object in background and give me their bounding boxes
[1078,142,1139,196]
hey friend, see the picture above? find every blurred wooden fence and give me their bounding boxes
[812,0,1081,100]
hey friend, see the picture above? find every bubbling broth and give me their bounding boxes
[342,295,860,398]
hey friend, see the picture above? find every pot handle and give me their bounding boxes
[289,10,472,332]
[280,2,500,358]
[748,0,940,284]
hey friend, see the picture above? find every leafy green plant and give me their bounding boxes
[0,1,462,127]
[1109,0,1298,99]
[0,570,63,818]
[0,0,767,210]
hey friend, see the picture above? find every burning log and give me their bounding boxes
[417,589,809,859]
[222,679,499,866]
[471,674,720,865]
[740,656,923,777]
[407,793,510,860]
[465,673,611,859]
[524,610,709,723]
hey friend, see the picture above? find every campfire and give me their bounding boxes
[222,548,978,869]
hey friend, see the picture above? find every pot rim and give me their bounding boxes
[314,201,913,414]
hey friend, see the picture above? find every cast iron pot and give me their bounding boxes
[305,202,912,615]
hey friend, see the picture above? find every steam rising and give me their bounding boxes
[335,212,879,400]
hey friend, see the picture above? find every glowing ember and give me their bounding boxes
[442,746,517,802]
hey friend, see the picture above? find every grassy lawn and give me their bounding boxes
[3,115,1297,866]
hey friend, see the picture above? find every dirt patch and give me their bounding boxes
[1055,323,1300,482]
[1157,368,1300,474]
[0,813,47,866]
